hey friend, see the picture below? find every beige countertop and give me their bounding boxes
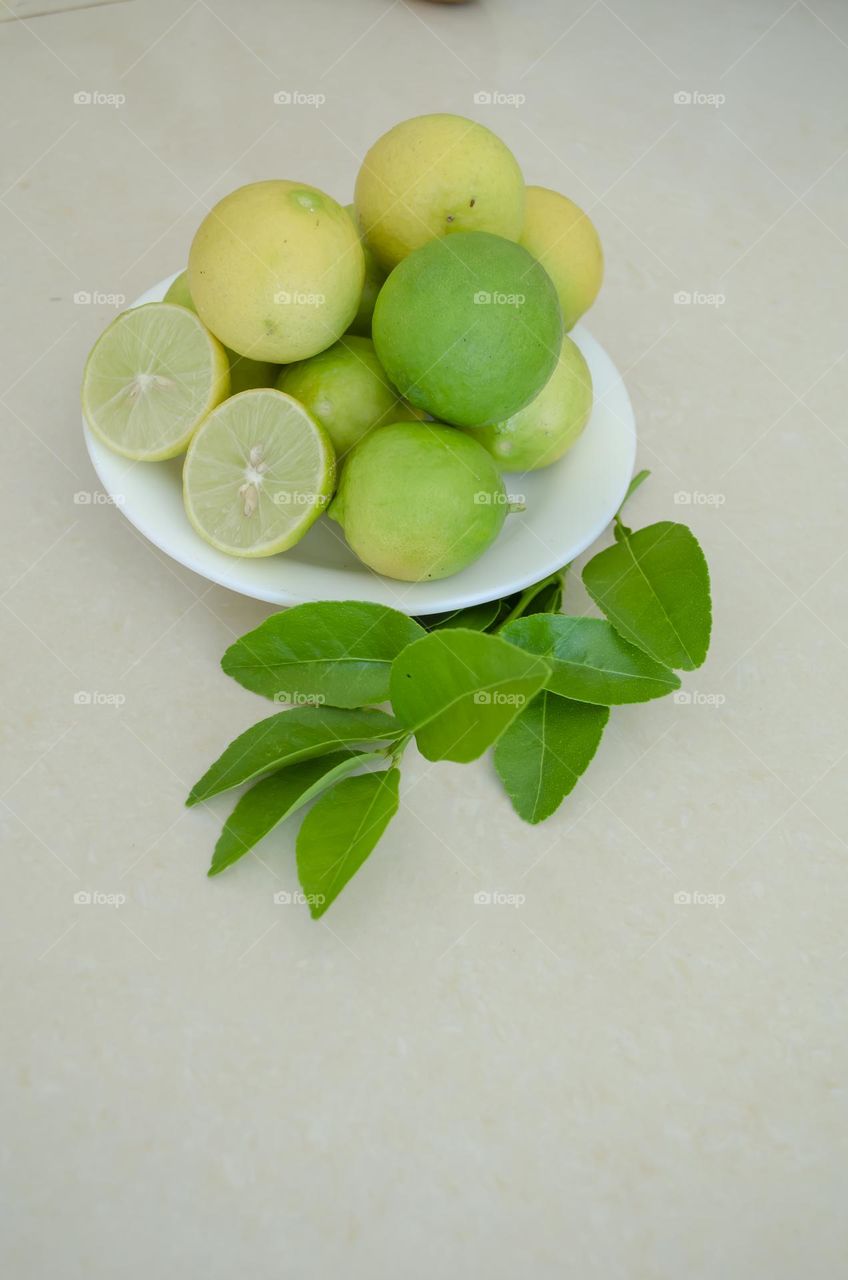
[2,1,847,1276]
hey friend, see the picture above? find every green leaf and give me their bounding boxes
[582,522,711,671]
[501,614,679,704]
[297,768,401,918]
[187,706,399,806]
[208,750,382,877]
[494,692,609,824]
[422,599,500,632]
[389,628,550,763]
[221,600,425,708]
[520,576,563,617]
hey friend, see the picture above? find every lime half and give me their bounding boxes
[82,302,230,460]
[183,388,335,557]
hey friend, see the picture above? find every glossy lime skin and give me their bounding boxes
[372,231,563,429]
[520,186,604,331]
[466,335,593,470]
[329,422,508,581]
[276,336,420,459]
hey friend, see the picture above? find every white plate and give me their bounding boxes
[82,274,636,616]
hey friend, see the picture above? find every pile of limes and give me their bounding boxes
[82,113,603,582]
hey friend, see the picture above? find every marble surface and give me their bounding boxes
[1,1,846,1276]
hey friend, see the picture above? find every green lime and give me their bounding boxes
[344,205,386,337]
[372,231,562,428]
[354,113,525,271]
[466,336,593,470]
[183,388,335,557]
[81,302,229,461]
[164,270,278,395]
[329,421,507,581]
[276,335,421,459]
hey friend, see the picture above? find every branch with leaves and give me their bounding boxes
[187,472,712,917]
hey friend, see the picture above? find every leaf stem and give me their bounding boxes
[494,568,565,631]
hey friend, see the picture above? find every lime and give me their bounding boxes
[81,302,229,461]
[344,205,386,337]
[372,231,562,428]
[329,422,507,581]
[520,187,603,331]
[276,335,421,459]
[183,388,335,557]
[188,181,364,362]
[465,336,593,470]
[164,270,278,394]
[354,113,525,271]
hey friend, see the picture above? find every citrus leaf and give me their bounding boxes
[501,614,679,704]
[422,599,500,632]
[208,750,382,877]
[187,706,399,806]
[389,628,550,763]
[296,768,400,918]
[221,600,425,708]
[582,521,711,671]
[494,692,608,824]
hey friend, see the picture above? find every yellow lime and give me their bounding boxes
[520,187,603,331]
[187,181,364,362]
[164,270,278,394]
[354,113,525,271]
[344,204,386,337]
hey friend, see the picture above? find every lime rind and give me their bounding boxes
[82,302,230,461]
[182,388,335,557]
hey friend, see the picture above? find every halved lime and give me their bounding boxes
[183,388,335,557]
[82,302,230,461]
